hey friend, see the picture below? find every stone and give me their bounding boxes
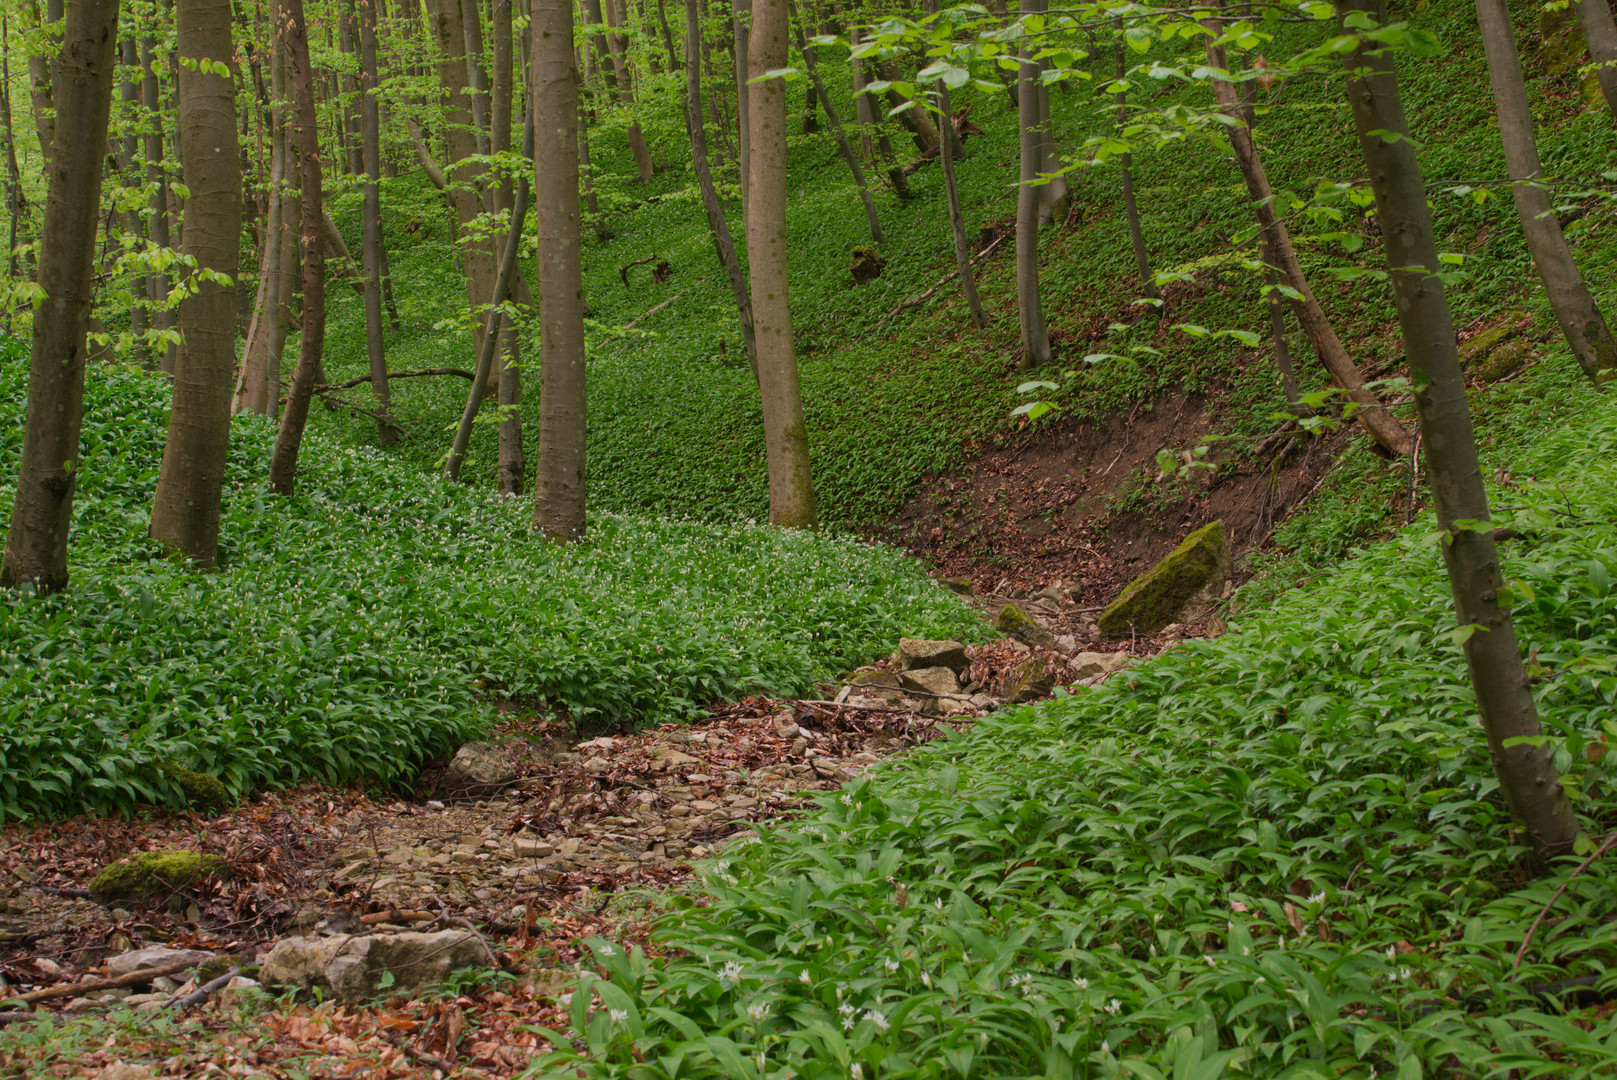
[896,638,969,676]
[936,575,973,596]
[512,837,556,859]
[94,1064,156,1080]
[148,764,230,812]
[439,742,517,797]
[995,603,1057,648]
[651,747,698,769]
[1032,585,1067,606]
[259,931,490,1003]
[1069,652,1134,680]
[62,997,99,1014]
[89,851,228,906]
[1008,657,1054,703]
[106,946,215,979]
[219,976,263,1004]
[1479,339,1533,383]
[1098,521,1231,638]
[898,666,960,697]
[848,669,904,700]
[1055,635,1078,652]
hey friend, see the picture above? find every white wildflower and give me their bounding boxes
[1074,978,1089,990]
[838,1002,857,1016]
[1386,946,1397,962]
[921,972,931,988]
[1204,956,1216,967]
[1105,998,1121,1016]
[851,1066,863,1080]
[866,1009,890,1032]
[746,1001,771,1023]
[1400,967,1412,982]
[721,960,744,986]
[842,1015,856,1031]
[1308,891,1326,905]
[840,793,853,806]
[598,944,615,956]
[884,958,900,973]
[609,1008,628,1025]
[799,970,813,985]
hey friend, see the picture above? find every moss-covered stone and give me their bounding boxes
[1479,339,1534,383]
[89,850,229,905]
[1098,521,1230,638]
[1008,657,1054,703]
[155,764,230,811]
[936,575,973,596]
[995,603,1055,648]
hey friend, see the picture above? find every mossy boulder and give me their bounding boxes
[89,850,229,905]
[1478,339,1534,383]
[1098,521,1230,638]
[1008,657,1054,703]
[154,763,230,811]
[995,603,1056,648]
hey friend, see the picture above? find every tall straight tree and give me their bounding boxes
[356,0,400,443]
[1014,0,1051,368]
[1474,0,1617,383]
[3,0,120,591]
[530,0,588,539]
[149,0,242,565]
[268,0,327,496]
[1576,0,1617,117]
[602,0,654,180]
[747,0,817,526]
[1341,0,1576,850]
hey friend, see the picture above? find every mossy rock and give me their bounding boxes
[995,603,1055,648]
[150,763,230,811]
[89,850,230,905]
[1098,521,1230,638]
[1479,339,1534,383]
[1537,5,1586,76]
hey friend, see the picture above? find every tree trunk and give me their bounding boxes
[790,3,883,244]
[150,0,242,566]
[358,0,400,443]
[1114,22,1155,299]
[268,0,327,496]
[1475,0,1617,382]
[733,0,750,224]
[654,0,679,73]
[1576,0,1617,117]
[1014,0,1050,369]
[530,0,588,539]
[1202,3,1412,457]
[937,72,983,328]
[234,38,288,416]
[141,34,175,373]
[460,0,492,156]
[1341,0,1577,852]
[685,0,757,373]
[747,0,816,526]
[118,37,149,350]
[603,0,653,180]
[1034,63,1066,225]
[2,0,119,593]
[491,0,524,492]
[0,16,26,291]
[24,0,57,163]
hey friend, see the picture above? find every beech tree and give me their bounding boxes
[1341,0,1576,850]
[1013,0,1050,369]
[747,0,817,526]
[356,0,400,444]
[1576,0,1617,117]
[3,0,120,592]
[149,0,242,566]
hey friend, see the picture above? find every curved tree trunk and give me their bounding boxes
[1342,0,1576,853]
[268,0,327,496]
[1475,0,1617,382]
[530,0,588,539]
[933,43,983,327]
[603,0,653,180]
[235,39,289,416]
[1576,0,1617,118]
[791,5,882,244]
[150,0,242,566]
[747,0,816,527]
[2,0,120,592]
[1014,0,1050,369]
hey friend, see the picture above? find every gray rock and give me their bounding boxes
[106,946,215,979]
[995,604,1057,649]
[1008,657,1054,703]
[898,666,960,697]
[896,638,970,675]
[1070,652,1134,680]
[439,741,517,797]
[512,837,556,859]
[94,1065,156,1080]
[259,931,489,1003]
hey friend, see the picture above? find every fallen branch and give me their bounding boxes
[875,230,1012,330]
[165,964,253,1013]
[315,368,475,393]
[315,395,413,436]
[359,909,437,926]
[382,1030,454,1073]
[797,700,920,714]
[10,957,202,1005]
[1515,831,1617,969]
[0,1012,38,1025]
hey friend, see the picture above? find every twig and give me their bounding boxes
[27,885,91,899]
[0,1011,38,1025]
[1514,831,1617,969]
[874,230,1012,330]
[10,957,203,1004]
[165,965,251,1013]
[315,367,474,393]
[620,291,684,332]
[358,910,438,926]
[381,1030,454,1073]
[797,700,920,714]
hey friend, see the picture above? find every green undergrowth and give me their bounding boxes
[0,356,983,821]
[536,392,1617,1077]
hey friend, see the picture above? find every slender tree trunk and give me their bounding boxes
[3,0,120,593]
[118,37,149,350]
[461,0,492,156]
[1576,0,1617,117]
[1342,0,1576,851]
[1475,0,1617,382]
[1114,22,1155,299]
[1034,63,1066,225]
[603,0,654,179]
[141,34,176,373]
[734,0,750,224]
[747,0,816,526]
[24,0,57,163]
[937,73,983,327]
[0,17,25,291]
[653,0,679,72]
[234,39,287,415]
[685,0,756,373]
[150,0,242,565]
[268,0,327,496]
[1265,260,1309,417]
[790,4,882,243]
[1015,0,1050,369]
[1202,3,1412,456]
[530,0,587,539]
[358,0,400,443]
[492,0,524,492]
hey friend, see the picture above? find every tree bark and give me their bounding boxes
[1576,0,1617,118]
[358,0,400,443]
[1341,0,1577,852]
[140,34,175,373]
[234,38,288,415]
[118,37,149,349]
[1014,0,1050,369]
[1114,22,1155,299]
[685,0,757,373]
[460,0,492,156]
[492,0,524,493]
[603,0,654,180]
[24,0,57,163]
[2,0,120,592]
[1475,0,1617,382]
[747,0,817,526]
[733,0,750,225]
[1202,3,1412,457]
[1034,61,1066,225]
[790,1,883,244]
[150,0,242,566]
[268,0,327,496]
[653,0,679,73]
[530,0,588,539]
[937,71,984,328]
[0,17,26,290]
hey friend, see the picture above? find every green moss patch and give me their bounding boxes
[1098,520,1230,637]
[89,850,229,905]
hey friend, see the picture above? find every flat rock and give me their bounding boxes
[1008,657,1054,703]
[1070,652,1134,680]
[106,946,215,978]
[896,639,969,676]
[259,930,489,1003]
[440,741,517,797]
[995,603,1057,649]
[898,666,960,697]
[1098,521,1230,637]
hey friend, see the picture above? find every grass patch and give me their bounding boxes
[0,356,984,821]
[537,388,1617,1077]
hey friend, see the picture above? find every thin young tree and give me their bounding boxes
[140,33,176,373]
[3,0,121,592]
[1475,0,1617,382]
[789,0,883,244]
[685,0,758,373]
[267,0,327,496]
[531,0,588,539]
[1014,0,1051,368]
[1113,20,1155,300]
[356,0,400,443]
[234,37,288,415]
[734,0,750,223]
[1575,0,1617,117]
[927,1,984,328]
[747,0,817,526]
[492,0,525,493]
[1341,0,1576,850]
[149,0,242,566]
[602,0,654,180]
